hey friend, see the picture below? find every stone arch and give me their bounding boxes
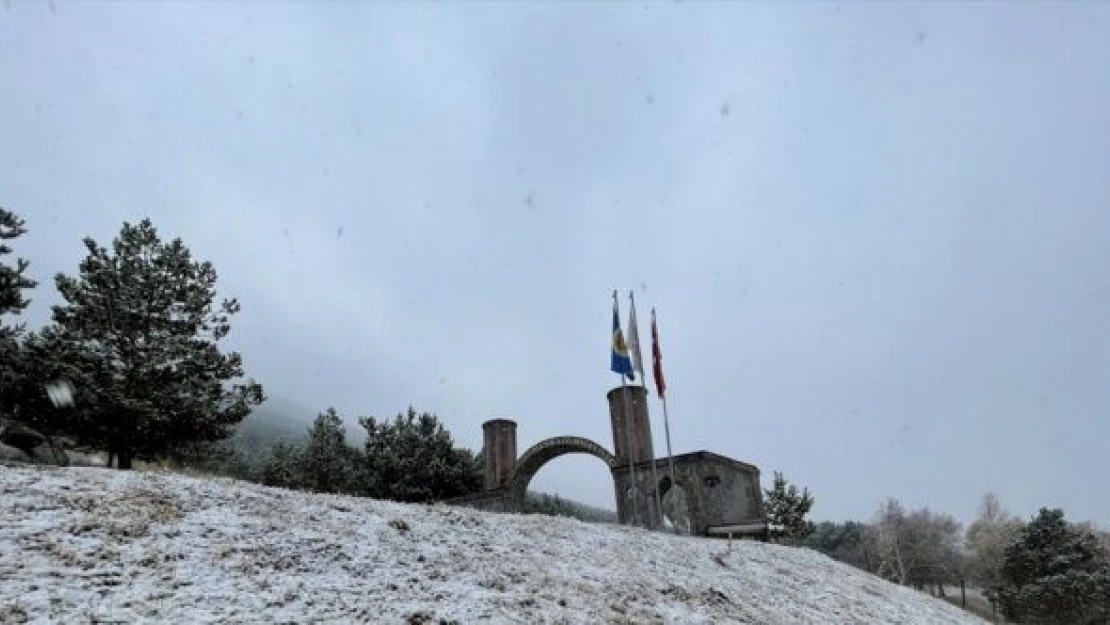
[506,436,617,502]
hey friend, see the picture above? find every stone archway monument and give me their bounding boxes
[446,385,769,539]
[506,436,617,501]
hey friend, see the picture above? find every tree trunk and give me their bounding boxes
[106,451,115,468]
[117,451,133,470]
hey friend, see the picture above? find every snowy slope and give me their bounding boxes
[0,465,984,624]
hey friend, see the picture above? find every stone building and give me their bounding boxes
[447,386,768,539]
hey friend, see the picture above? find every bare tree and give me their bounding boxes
[965,493,1023,595]
[872,498,913,585]
[869,498,963,594]
[904,508,963,595]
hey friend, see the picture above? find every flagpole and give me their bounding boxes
[661,391,679,534]
[652,307,681,535]
[645,381,664,531]
[631,291,664,531]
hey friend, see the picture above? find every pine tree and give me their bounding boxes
[0,336,22,419]
[2,329,65,428]
[0,207,37,418]
[303,408,354,493]
[1,321,100,441]
[260,442,305,489]
[48,219,263,468]
[995,508,1110,624]
[764,471,815,542]
[802,521,877,572]
[358,407,481,502]
[0,207,36,338]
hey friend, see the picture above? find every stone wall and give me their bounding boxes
[685,454,764,534]
[610,459,667,530]
[611,451,764,536]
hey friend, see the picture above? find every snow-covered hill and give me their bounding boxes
[0,465,983,624]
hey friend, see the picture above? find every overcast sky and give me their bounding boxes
[2,2,1108,525]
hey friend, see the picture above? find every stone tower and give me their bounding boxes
[482,418,518,490]
[607,385,664,528]
[606,385,654,464]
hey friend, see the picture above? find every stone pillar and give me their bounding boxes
[608,385,662,529]
[606,385,654,464]
[482,419,517,490]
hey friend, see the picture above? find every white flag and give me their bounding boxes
[627,291,645,381]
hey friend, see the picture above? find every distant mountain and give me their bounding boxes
[240,396,316,438]
[241,396,367,444]
[226,396,368,471]
[226,397,316,471]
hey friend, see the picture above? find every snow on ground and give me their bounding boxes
[0,465,984,624]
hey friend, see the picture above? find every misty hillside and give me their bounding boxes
[0,465,984,624]
[223,397,363,469]
[233,396,335,444]
[228,398,314,453]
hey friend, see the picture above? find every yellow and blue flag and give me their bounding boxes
[611,292,635,380]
